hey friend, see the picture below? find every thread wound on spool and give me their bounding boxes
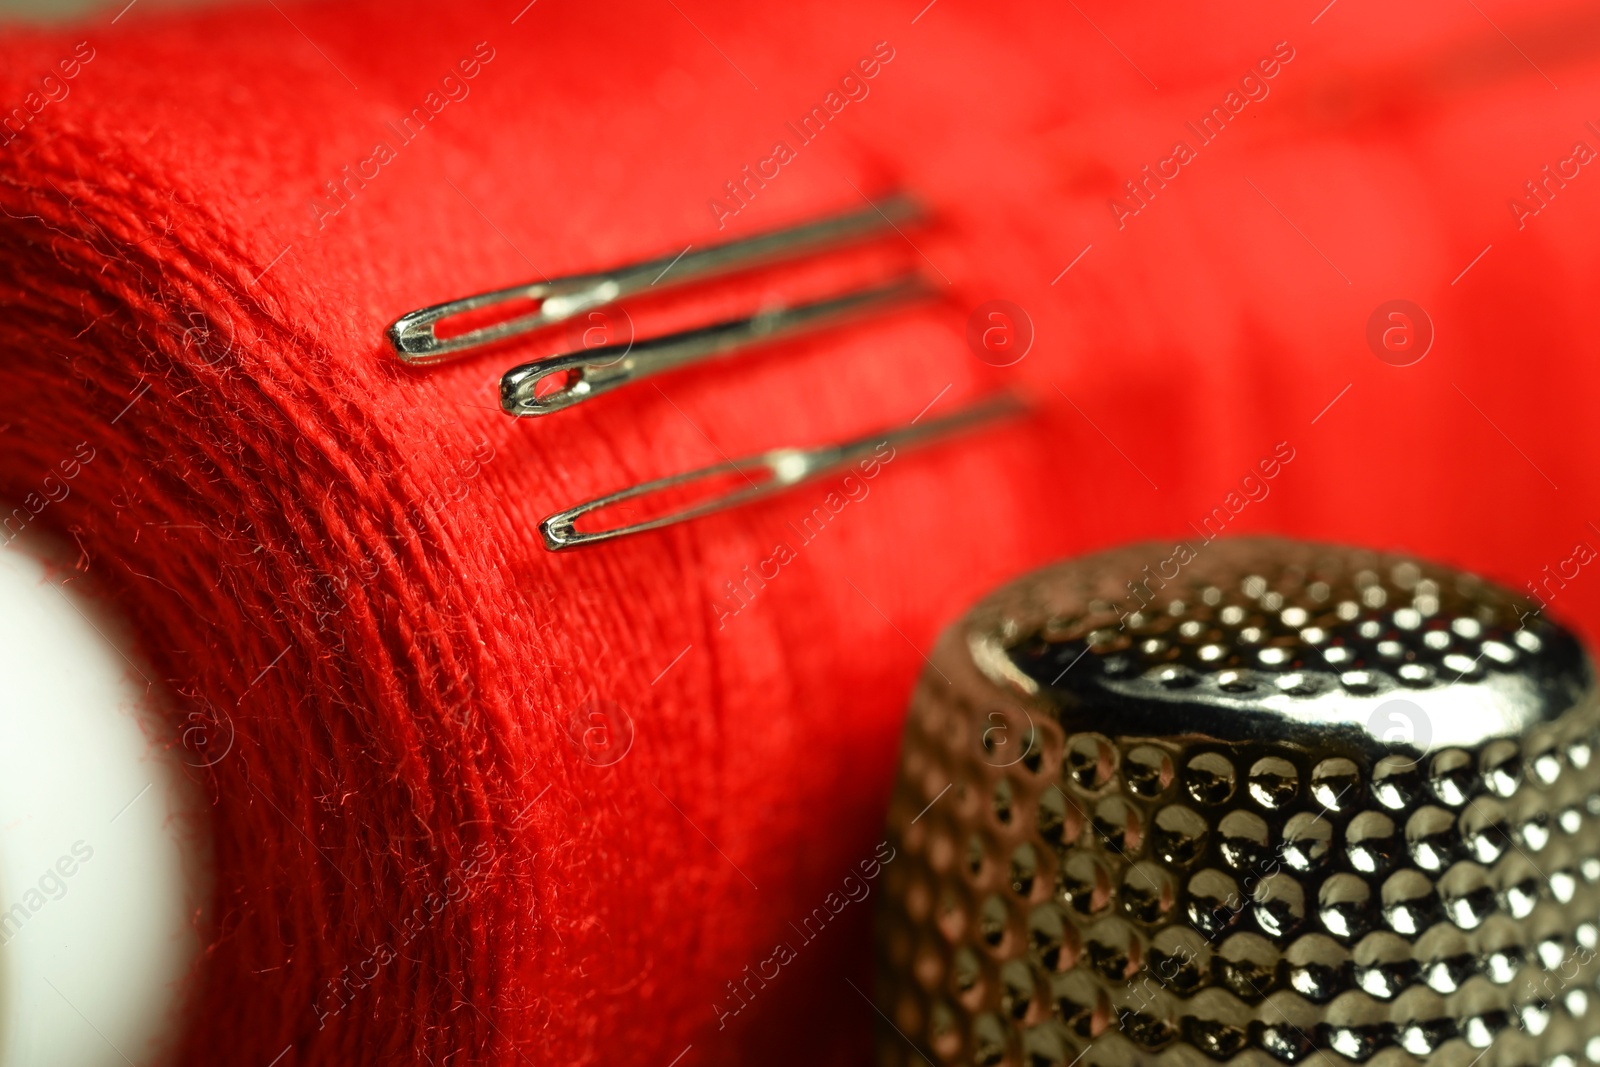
[8,0,1600,1063]
[876,539,1600,1067]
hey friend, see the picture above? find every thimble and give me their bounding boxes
[875,538,1600,1067]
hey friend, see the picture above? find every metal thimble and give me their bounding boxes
[875,538,1600,1067]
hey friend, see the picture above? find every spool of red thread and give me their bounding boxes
[3,0,1600,1064]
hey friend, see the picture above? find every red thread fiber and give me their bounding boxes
[3,0,1600,1064]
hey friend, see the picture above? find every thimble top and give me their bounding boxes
[976,538,1591,755]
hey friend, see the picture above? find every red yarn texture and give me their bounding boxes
[3,0,1600,1063]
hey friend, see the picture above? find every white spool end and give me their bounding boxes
[0,525,204,1066]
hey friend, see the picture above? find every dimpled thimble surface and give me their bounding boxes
[875,538,1600,1067]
